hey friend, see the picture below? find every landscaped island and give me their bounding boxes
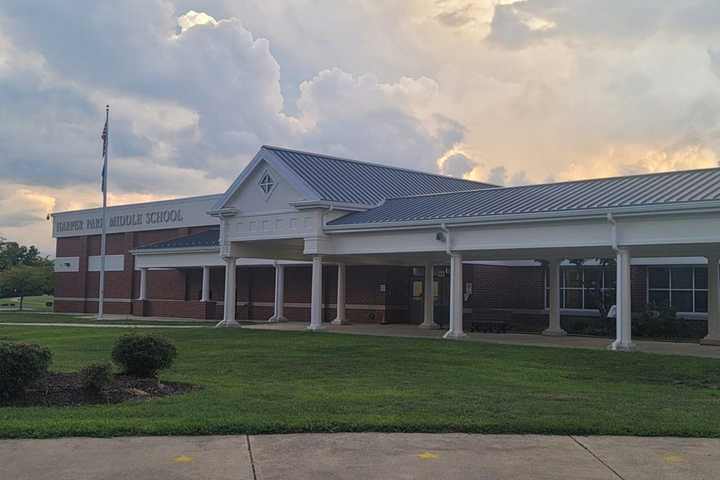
[0,318,719,439]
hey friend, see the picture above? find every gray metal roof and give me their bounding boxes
[135,228,219,251]
[265,146,494,205]
[328,168,720,227]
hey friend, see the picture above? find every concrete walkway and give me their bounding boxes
[2,433,719,479]
[246,321,720,359]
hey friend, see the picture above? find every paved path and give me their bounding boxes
[2,433,719,479]
[247,321,720,359]
[5,318,720,359]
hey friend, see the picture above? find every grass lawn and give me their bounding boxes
[1,323,720,439]
[0,295,54,312]
[0,312,215,326]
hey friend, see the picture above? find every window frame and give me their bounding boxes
[646,266,708,314]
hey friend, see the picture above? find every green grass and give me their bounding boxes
[1,324,720,439]
[0,312,215,326]
[0,295,54,312]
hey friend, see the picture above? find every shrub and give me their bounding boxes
[0,341,52,400]
[634,302,677,338]
[80,363,113,394]
[111,334,177,377]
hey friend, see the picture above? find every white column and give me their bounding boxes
[200,266,210,302]
[444,254,466,339]
[609,248,634,351]
[419,262,440,329]
[331,263,349,325]
[702,255,720,345]
[138,267,148,301]
[308,255,325,331]
[216,256,240,328]
[543,259,566,336]
[268,263,287,322]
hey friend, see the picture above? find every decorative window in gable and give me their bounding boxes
[258,171,276,196]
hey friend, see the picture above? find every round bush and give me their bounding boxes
[0,341,52,400]
[80,362,113,394]
[111,334,177,377]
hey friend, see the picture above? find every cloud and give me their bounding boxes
[440,153,475,178]
[2,0,720,252]
[435,4,476,28]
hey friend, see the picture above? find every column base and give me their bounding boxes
[267,315,288,323]
[307,323,326,331]
[700,336,720,346]
[418,322,442,330]
[542,328,567,337]
[215,319,242,328]
[443,329,467,340]
[331,318,350,325]
[607,340,636,352]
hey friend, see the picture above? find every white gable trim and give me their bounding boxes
[211,147,320,212]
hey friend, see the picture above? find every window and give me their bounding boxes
[258,172,275,195]
[647,266,708,313]
[545,266,616,310]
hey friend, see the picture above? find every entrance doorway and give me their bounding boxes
[409,266,450,326]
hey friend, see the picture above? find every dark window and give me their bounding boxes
[695,267,708,290]
[671,268,693,289]
[648,267,669,289]
[647,266,707,313]
[695,291,708,313]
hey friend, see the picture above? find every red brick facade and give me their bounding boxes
[54,229,707,337]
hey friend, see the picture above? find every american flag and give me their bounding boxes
[100,106,109,193]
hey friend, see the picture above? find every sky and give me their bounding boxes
[2,0,720,254]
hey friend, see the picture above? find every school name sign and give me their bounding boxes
[52,195,222,238]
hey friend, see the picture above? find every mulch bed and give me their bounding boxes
[4,373,197,407]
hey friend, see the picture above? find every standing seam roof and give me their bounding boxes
[328,168,720,226]
[265,146,495,205]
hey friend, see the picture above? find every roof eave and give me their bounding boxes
[131,246,220,255]
[324,201,720,233]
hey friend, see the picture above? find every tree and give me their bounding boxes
[0,238,52,271]
[0,265,53,311]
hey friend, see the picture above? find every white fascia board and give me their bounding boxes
[131,246,219,256]
[211,147,320,212]
[50,193,223,219]
[323,201,720,233]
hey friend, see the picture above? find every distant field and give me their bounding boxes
[0,295,54,312]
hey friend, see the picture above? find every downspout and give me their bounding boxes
[440,222,453,255]
[607,212,619,252]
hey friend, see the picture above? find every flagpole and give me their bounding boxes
[97,105,109,320]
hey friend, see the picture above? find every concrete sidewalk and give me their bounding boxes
[2,433,719,479]
[246,321,720,359]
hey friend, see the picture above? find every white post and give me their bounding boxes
[702,255,720,345]
[201,266,210,302]
[444,254,466,339]
[331,263,349,325]
[543,259,566,336]
[308,255,325,330]
[268,263,287,322]
[216,256,240,327]
[609,248,634,351]
[420,262,440,329]
[138,267,148,301]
